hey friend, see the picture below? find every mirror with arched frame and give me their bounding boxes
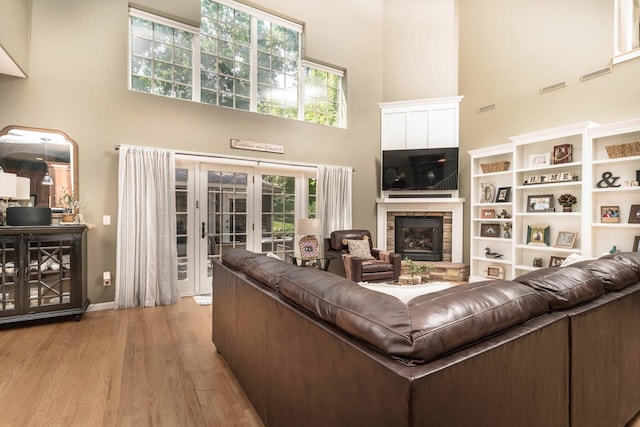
[0,125,78,213]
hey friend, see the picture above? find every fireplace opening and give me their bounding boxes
[394,216,443,261]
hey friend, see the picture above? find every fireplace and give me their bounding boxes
[394,216,443,261]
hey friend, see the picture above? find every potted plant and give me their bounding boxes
[503,222,512,239]
[57,187,81,223]
[400,257,433,285]
[557,193,577,212]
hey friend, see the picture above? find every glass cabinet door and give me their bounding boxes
[25,234,80,312]
[0,236,19,317]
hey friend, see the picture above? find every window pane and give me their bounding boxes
[130,16,193,99]
[304,65,343,127]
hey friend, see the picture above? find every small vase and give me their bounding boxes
[504,230,511,239]
[562,205,572,212]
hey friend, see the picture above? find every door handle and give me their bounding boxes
[201,222,206,239]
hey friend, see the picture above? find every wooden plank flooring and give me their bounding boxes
[0,299,263,427]
[1,298,639,427]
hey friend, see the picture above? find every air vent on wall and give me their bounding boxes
[540,81,567,94]
[580,66,612,81]
[477,103,496,113]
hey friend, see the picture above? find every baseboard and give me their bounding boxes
[87,301,115,311]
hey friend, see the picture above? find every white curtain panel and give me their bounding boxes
[317,165,352,237]
[115,146,179,308]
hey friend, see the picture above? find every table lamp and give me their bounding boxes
[297,218,321,259]
[0,172,17,225]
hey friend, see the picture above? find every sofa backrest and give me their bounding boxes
[278,266,548,365]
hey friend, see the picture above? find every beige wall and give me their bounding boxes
[382,0,458,100]
[458,0,640,261]
[0,0,383,304]
[0,0,31,75]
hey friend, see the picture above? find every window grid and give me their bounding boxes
[129,2,345,128]
[130,16,194,100]
[201,1,252,110]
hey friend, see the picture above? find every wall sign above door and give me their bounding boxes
[230,138,285,154]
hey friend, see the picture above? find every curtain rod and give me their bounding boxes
[114,144,354,171]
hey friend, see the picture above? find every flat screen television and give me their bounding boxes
[382,147,459,191]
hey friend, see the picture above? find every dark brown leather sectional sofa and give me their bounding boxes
[212,249,640,427]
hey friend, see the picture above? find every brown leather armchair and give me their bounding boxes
[324,229,401,282]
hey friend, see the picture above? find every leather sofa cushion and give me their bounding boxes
[570,257,639,292]
[279,268,548,364]
[221,248,262,270]
[609,252,640,276]
[514,267,605,310]
[243,256,298,291]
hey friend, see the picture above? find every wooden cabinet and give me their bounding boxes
[379,96,463,150]
[0,225,88,324]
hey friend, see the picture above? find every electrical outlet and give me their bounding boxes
[103,271,111,286]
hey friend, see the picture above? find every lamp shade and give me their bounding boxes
[0,173,17,198]
[15,177,30,200]
[297,218,321,236]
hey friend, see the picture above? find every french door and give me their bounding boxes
[176,158,314,296]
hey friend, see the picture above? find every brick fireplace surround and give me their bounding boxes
[376,195,468,281]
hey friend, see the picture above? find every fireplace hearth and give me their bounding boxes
[394,216,443,261]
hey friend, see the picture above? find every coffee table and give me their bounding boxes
[286,254,337,271]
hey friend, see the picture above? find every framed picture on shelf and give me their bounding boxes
[549,256,566,267]
[629,205,640,223]
[554,231,578,249]
[495,187,511,202]
[633,236,640,252]
[600,206,620,223]
[552,144,572,165]
[480,223,500,238]
[529,153,551,168]
[480,183,496,203]
[481,209,495,218]
[526,225,550,246]
[484,265,504,279]
[527,194,554,212]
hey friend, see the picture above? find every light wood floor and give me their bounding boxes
[0,299,263,427]
[1,299,639,427]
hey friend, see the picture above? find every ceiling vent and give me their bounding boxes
[580,66,612,82]
[540,81,567,94]
[477,103,496,113]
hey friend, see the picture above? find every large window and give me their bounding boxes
[614,0,640,63]
[129,1,346,127]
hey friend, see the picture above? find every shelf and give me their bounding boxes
[515,161,582,174]
[472,256,511,265]
[516,212,582,217]
[592,155,640,165]
[472,236,513,242]
[592,223,640,228]
[514,244,581,253]
[472,217,512,222]
[472,170,512,179]
[592,186,640,193]
[515,181,582,190]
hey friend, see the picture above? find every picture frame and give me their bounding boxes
[480,183,496,204]
[549,256,566,267]
[527,225,550,246]
[554,231,578,249]
[481,209,495,218]
[629,205,640,224]
[527,194,554,212]
[480,223,500,238]
[484,265,504,280]
[633,235,640,252]
[552,144,573,165]
[600,206,620,223]
[495,187,511,202]
[529,153,551,168]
